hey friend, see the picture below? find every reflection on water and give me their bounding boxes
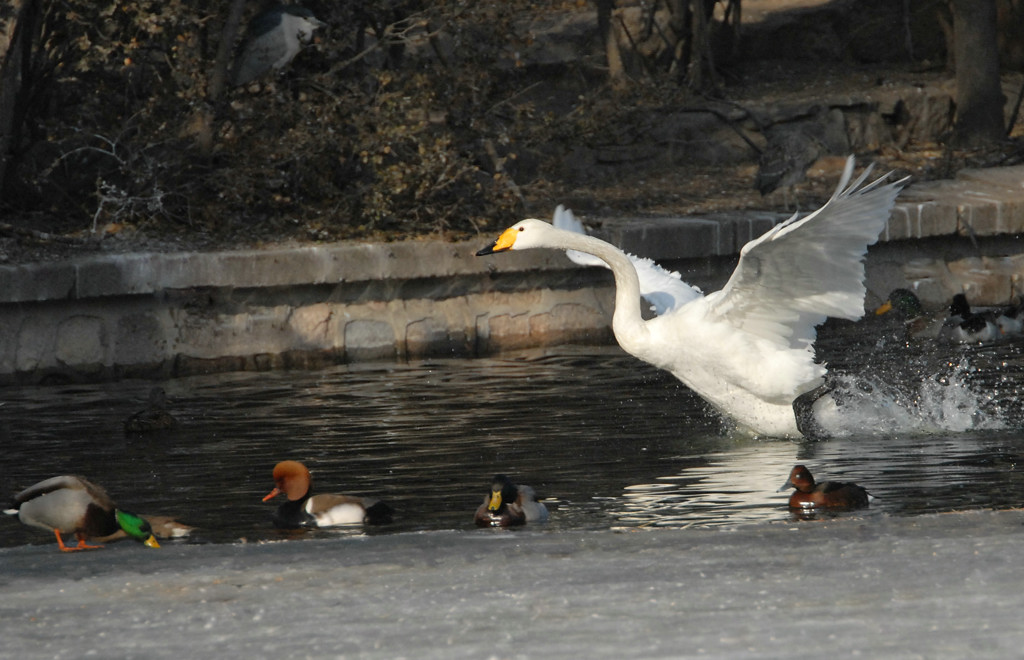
[2,320,1024,548]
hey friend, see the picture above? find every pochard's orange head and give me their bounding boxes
[262,460,312,501]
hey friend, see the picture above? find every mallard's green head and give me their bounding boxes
[876,288,924,318]
[115,510,160,548]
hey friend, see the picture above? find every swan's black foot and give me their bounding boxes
[793,384,833,440]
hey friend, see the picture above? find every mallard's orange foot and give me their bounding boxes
[54,530,104,552]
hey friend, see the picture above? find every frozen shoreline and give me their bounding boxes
[2,509,1023,659]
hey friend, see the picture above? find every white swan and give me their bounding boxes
[477,157,907,437]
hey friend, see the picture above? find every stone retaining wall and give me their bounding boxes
[1,165,1023,385]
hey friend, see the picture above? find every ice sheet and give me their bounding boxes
[2,510,1023,659]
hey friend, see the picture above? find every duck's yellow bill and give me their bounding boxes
[874,301,893,315]
[487,490,503,512]
[144,535,160,549]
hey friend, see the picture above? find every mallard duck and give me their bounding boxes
[4,476,160,551]
[779,465,872,509]
[474,474,549,527]
[97,514,195,543]
[124,386,178,433]
[478,157,906,437]
[262,460,392,528]
[874,288,945,339]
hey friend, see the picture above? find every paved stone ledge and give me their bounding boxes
[0,165,1022,384]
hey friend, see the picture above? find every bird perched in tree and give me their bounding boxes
[231,5,326,87]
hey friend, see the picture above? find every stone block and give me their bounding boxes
[956,166,1024,191]
[55,315,106,370]
[947,257,1012,305]
[174,354,248,377]
[405,317,469,358]
[16,316,55,372]
[0,262,75,303]
[288,304,335,349]
[114,313,167,366]
[882,205,913,241]
[957,197,1006,237]
[480,312,532,353]
[344,319,395,361]
[280,349,339,370]
[731,215,782,251]
[0,315,17,373]
[884,201,958,241]
[607,218,722,261]
[528,302,612,346]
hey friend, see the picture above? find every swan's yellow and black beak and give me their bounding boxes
[476,226,519,256]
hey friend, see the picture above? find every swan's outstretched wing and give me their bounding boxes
[553,205,702,315]
[707,157,907,350]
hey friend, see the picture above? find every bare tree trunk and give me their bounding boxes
[950,0,1005,146]
[0,0,35,196]
[208,0,247,103]
[190,0,247,153]
[595,0,626,86]
[686,0,717,92]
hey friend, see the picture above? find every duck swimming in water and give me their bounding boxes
[124,386,179,433]
[874,288,946,340]
[938,294,1001,344]
[474,474,549,527]
[779,465,872,509]
[262,460,393,528]
[4,476,160,551]
[478,158,906,437]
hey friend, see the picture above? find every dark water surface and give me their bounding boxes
[3,319,1024,548]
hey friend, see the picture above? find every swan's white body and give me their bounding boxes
[479,158,906,437]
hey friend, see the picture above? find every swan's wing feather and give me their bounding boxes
[552,205,702,315]
[553,205,606,268]
[709,157,907,349]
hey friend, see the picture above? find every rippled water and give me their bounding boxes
[2,317,1024,548]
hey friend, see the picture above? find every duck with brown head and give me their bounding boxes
[779,465,872,510]
[262,460,393,528]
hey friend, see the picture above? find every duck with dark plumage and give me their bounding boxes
[474,474,549,527]
[779,465,872,510]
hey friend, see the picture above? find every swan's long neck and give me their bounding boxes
[548,229,650,352]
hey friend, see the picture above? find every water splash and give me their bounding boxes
[818,353,1020,437]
